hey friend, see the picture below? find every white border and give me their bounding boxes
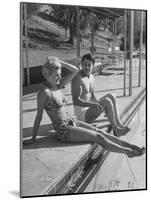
[0,0,150,199]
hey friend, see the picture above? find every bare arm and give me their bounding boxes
[91,84,98,102]
[59,60,78,88]
[90,79,103,110]
[23,90,47,144]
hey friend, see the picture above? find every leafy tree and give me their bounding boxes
[51,5,89,44]
[44,5,113,45]
[25,3,42,17]
[118,10,146,51]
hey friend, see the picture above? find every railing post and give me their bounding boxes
[90,11,94,56]
[129,10,134,96]
[24,3,30,86]
[123,10,127,96]
[138,11,144,87]
[76,6,80,59]
[21,3,24,86]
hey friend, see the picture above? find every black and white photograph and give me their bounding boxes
[20,2,147,198]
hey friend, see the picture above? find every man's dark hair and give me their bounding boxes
[81,53,95,65]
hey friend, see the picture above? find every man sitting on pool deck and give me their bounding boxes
[71,53,129,137]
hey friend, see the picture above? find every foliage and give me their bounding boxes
[118,11,146,50]
[23,3,146,50]
[50,6,91,44]
[26,3,42,17]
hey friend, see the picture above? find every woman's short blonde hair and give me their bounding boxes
[42,56,61,78]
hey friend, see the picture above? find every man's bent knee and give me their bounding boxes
[107,93,116,101]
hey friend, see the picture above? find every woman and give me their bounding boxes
[23,56,145,158]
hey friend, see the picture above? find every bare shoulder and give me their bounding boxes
[37,88,48,101]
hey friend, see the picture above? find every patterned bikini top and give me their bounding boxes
[45,90,67,111]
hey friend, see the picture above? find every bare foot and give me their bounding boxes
[140,146,146,154]
[114,127,130,137]
[131,145,145,153]
[127,147,145,158]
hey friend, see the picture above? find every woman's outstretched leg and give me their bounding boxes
[68,126,143,157]
[77,120,144,154]
[96,128,143,153]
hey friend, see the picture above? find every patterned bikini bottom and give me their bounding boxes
[53,117,77,142]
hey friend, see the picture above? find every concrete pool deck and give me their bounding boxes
[21,67,146,197]
[85,100,146,192]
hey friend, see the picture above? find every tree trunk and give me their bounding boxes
[68,26,74,45]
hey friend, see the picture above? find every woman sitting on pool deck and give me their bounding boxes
[23,56,145,158]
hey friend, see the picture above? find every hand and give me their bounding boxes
[47,56,59,63]
[90,102,103,111]
[23,138,36,145]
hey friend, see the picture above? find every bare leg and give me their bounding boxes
[99,94,124,128]
[96,129,142,152]
[98,97,128,136]
[85,98,127,136]
[77,120,142,153]
[68,125,143,157]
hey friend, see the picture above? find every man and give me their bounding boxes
[71,53,129,136]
